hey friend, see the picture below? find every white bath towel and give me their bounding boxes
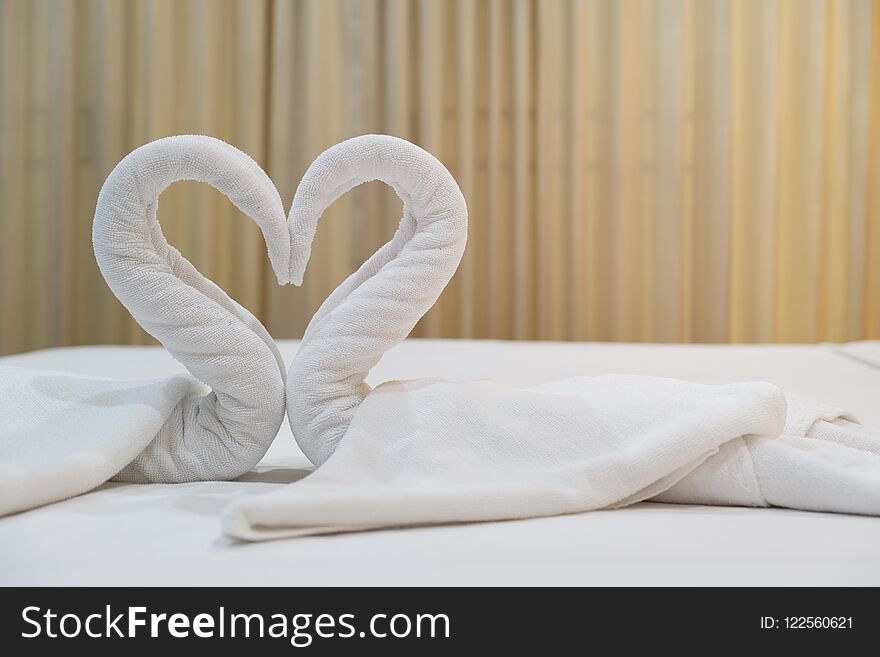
[223,134,880,540]
[0,136,289,516]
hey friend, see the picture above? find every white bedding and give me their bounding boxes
[1,339,879,586]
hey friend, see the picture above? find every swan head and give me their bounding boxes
[287,224,315,287]
[280,134,468,289]
[282,137,367,288]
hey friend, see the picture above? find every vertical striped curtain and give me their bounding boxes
[1,0,878,355]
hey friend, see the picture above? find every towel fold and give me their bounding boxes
[223,134,880,540]
[224,375,788,539]
[0,367,202,514]
[0,136,289,516]
[224,373,880,540]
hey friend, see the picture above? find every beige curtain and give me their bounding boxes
[1,0,878,355]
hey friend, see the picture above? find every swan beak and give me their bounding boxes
[285,229,312,287]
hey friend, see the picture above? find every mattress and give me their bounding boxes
[1,339,879,586]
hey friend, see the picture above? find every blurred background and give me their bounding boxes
[0,0,878,356]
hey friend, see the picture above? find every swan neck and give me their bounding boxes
[286,135,468,465]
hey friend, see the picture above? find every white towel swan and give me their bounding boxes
[0,135,289,516]
[224,134,880,540]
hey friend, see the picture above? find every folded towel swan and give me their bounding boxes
[224,134,880,540]
[0,136,289,515]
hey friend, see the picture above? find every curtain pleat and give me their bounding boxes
[1,0,878,355]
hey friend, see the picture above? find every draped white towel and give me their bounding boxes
[0,136,289,516]
[223,134,880,541]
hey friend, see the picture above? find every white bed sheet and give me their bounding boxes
[1,339,879,586]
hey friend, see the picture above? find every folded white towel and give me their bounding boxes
[223,134,880,540]
[0,136,289,516]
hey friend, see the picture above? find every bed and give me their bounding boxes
[1,339,879,586]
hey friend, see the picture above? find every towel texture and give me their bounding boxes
[223,134,880,540]
[0,136,288,516]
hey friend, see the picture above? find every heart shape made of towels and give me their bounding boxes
[1,132,439,517]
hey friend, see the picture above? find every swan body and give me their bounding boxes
[225,134,880,540]
[0,136,289,515]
